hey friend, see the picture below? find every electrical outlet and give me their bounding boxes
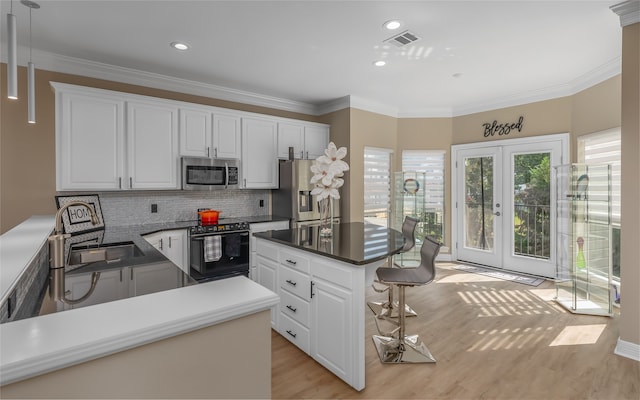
[259,199,264,207]
[151,204,158,213]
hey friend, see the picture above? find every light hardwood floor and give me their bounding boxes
[272,263,639,399]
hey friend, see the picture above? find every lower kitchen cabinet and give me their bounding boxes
[256,254,279,329]
[255,238,358,388]
[143,229,188,273]
[249,221,289,282]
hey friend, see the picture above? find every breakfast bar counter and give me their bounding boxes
[253,222,403,391]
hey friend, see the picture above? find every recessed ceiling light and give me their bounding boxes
[383,20,402,30]
[373,60,386,67]
[170,41,190,51]
[452,72,462,78]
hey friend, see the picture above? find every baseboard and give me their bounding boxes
[614,337,640,361]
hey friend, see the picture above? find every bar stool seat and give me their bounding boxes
[368,216,420,319]
[372,236,441,364]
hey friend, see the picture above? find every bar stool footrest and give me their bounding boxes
[372,334,436,364]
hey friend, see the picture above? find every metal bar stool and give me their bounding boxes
[372,236,441,363]
[368,216,420,319]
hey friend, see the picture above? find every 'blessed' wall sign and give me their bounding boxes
[482,116,524,137]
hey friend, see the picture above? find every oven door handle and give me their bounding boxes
[190,232,249,240]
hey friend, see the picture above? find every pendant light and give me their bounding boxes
[6,0,17,99]
[21,0,39,124]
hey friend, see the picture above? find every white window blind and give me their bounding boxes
[402,150,446,243]
[578,128,621,225]
[364,147,392,226]
[402,150,446,209]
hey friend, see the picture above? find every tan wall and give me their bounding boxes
[348,108,398,223]
[452,97,572,145]
[619,22,640,349]
[0,65,321,234]
[318,108,351,221]
[0,310,272,399]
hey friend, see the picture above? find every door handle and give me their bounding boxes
[494,211,501,216]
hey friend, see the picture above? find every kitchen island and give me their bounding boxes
[0,216,279,399]
[253,222,404,391]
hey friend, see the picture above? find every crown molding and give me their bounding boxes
[611,1,640,27]
[1,46,621,119]
[18,47,319,115]
[451,56,621,117]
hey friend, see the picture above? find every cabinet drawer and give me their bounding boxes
[279,289,310,327]
[279,265,310,300]
[279,313,310,353]
[256,239,278,262]
[280,248,310,273]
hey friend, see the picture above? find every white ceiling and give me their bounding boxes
[0,0,623,117]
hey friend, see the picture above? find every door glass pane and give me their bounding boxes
[513,152,551,259]
[464,157,494,251]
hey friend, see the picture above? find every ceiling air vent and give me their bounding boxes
[384,30,420,47]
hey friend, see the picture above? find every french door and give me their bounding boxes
[453,135,567,278]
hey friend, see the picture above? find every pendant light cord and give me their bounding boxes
[29,6,32,61]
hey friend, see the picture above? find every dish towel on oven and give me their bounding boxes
[204,235,222,262]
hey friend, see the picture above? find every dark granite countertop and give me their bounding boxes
[253,222,404,265]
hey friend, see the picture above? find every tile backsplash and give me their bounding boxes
[95,190,271,226]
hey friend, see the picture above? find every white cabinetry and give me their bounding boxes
[249,220,290,281]
[255,238,362,389]
[277,122,329,160]
[179,107,241,159]
[53,83,179,191]
[242,117,278,188]
[126,100,179,190]
[143,229,188,274]
[55,87,125,191]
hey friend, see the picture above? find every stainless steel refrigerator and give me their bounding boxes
[273,159,340,228]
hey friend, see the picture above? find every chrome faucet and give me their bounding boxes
[48,201,99,269]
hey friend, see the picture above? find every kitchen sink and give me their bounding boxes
[68,242,144,266]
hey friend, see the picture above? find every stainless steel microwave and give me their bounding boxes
[182,157,241,190]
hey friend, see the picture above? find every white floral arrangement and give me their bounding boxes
[310,142,349,200]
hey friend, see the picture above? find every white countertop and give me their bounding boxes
[0,217,279,386]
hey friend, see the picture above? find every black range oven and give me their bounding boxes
[189,219,250,282]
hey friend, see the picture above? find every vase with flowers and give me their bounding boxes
[310,142,349,237]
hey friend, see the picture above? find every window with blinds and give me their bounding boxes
[578,128,621,280]
[402,150,446,243]
[577,128,621,225]
[364,147,392,227]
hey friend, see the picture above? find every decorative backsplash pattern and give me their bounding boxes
[98,189,271,226]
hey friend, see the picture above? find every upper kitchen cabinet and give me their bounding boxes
[277,122,329,160]
[126,100,180,190]
[179,107,241,159]
[54,83,126,191]
[53,83,179,191]
[242,117,278,189]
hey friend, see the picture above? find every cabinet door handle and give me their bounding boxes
[168,236,172,248]
[207,147,210,157]
[305,151,308,159]
[286,330,297,338]
[311,281,315,298]
[243,178,246,188]
[286,259,297,265]
[214,147,218,158]
[286,279,297,287]
[286,305,297,313]
[118,177,122,189]
[300,150,304,159]
[159,238,163,251]
[129,177,132,188]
